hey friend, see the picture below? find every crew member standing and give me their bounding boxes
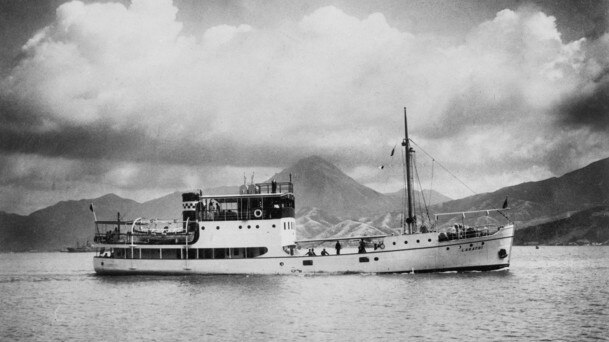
[335,241,342,255]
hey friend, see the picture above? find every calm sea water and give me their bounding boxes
[1,247,607,341]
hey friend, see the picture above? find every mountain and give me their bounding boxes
[124,186,241,220]
[514,206,609,245]
[295,207,399,242]
[2,155,608,251]
[270,156,400,218]
[0,194,139,252]
[384,189,452,206]
[125,191,182,220]
[295,207,343,240]
[432,157,609,227]
[0,211,29,251]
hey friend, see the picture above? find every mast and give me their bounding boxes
[402,107,415,234]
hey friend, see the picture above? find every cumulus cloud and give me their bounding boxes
[0,0,608,213]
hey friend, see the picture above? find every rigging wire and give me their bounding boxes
[429,159,435,207]
[408,139,478,196]
[412,153,419,224]
[413,155,432,223]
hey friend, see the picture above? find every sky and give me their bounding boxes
[0,0,608,215]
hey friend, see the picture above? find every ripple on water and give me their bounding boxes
[0,247,608,341]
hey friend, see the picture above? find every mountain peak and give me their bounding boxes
[290,155,340,171]
[267,155,398,217]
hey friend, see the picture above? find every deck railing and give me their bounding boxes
[93,218,194,245]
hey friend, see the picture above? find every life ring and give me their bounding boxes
[379,242,385,250]
[253,209,263,218]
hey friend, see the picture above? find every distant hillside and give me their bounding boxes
[295,207,342,240]
[514,206,609,245]
[384,189,452,206]
[125,192,182,220]
[432,157,609,227]
[295,207,399,242]
[2,155,609,251]
[270,156,400,217]
[0,194,139,252]
[124,186,241,220]
[0,211,29,251]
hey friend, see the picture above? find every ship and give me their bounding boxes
[92,108,514,275]
[63,240,95,253]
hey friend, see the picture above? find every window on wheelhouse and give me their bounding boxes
[198,194,295,221]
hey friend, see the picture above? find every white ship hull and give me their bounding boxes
[93,225,513,275]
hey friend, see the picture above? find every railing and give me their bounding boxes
[437,224,505,242]
[94,218,195,245]
[255,182,293,194]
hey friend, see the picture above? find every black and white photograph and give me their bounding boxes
[0,0,608,340]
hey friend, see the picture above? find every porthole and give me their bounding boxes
[404,241,408,244]
[416,240,420,243]
[428,239,431,242]
[374,257,379,261]
[201,226,205,230]
[470,244,473,247]
[239,225,242,229]
[446,247,450,250]
[216,226,220,230]
[256,225,259,229]
[392,242,396,245]
[248,225,251,229]
[481,242,485,245]
[279,262,284,266]
[272,224,276,228]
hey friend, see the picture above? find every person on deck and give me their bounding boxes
[358,239,367,254]
[321,248,329,256]
[335,241,342,255]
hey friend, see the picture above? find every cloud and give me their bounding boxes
[557,78,609,131]
[555,34,609,132]
[0,1,608,212]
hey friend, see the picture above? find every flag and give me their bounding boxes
[89,203,94,212]
[502,197,508,209]
[390,146,395,156]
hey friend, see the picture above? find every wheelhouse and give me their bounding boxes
[186,181,295,222]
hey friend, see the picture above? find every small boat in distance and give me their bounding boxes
[92,108,514,275]
[62,240,95,253]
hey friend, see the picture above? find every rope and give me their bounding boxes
[413,155,431,223]
[429,159,435,206]
[408,139,478,196]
